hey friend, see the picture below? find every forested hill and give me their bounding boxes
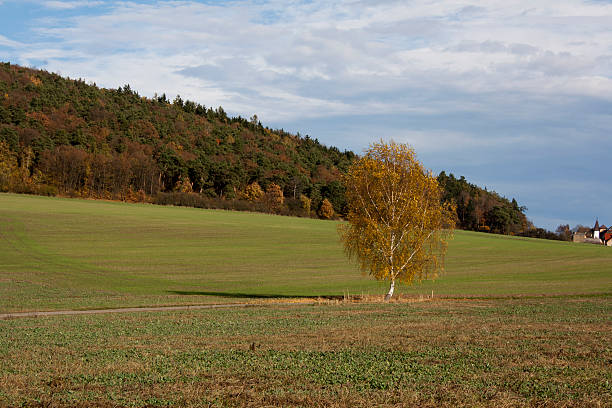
[0,62,529,235]
[0,63,354,211]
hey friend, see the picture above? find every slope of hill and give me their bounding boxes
[1,193,609,313]
[1,62,528,232]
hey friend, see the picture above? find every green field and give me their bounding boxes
[1,193,611,407]
[1,193,611,312]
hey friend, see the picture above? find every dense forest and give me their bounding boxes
[0,62,534,235]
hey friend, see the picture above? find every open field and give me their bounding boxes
[1,193,611,312]
[1,297,610,407]
[1,194,611,406]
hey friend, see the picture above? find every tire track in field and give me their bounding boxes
[0,301,317,320]
[0,216,109,277]
[0,217,73,268]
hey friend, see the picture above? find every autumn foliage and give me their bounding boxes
[318,198,334,219]
[299,194,311,216]
[264,183,284,213]
[243,181,264,202]
[340,141,455,300]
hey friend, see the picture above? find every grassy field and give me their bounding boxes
[1,193,611,312]
[1,297,610,407]
[1,193,611,407]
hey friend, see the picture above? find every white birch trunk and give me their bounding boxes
[384,280,395,301]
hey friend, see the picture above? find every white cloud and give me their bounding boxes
[0,34,22,48]
[42,0,105,9]
[16,0,611,122]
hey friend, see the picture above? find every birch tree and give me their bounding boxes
[339,141,455,300]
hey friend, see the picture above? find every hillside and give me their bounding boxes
[2,193,609,312]
[1,62,527,232]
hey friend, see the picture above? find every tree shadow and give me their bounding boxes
[166,290,343,300]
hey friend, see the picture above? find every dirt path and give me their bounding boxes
[0,301,317,320]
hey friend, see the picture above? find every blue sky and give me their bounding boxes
[1,0,611,230]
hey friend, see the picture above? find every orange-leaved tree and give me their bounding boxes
[243,181,264,201]
[339,140,455,300]
[264,183,284,213]
[318,198,334,219]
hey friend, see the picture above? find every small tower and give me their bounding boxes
[594,219,600,240]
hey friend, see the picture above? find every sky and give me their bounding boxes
[1,0,611,230]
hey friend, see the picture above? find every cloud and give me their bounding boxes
[42,0,105,9]
[0,34,22,48]
[18,0,612,119]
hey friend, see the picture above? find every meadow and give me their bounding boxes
[1,193,611,407]
[1,193,610,313]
